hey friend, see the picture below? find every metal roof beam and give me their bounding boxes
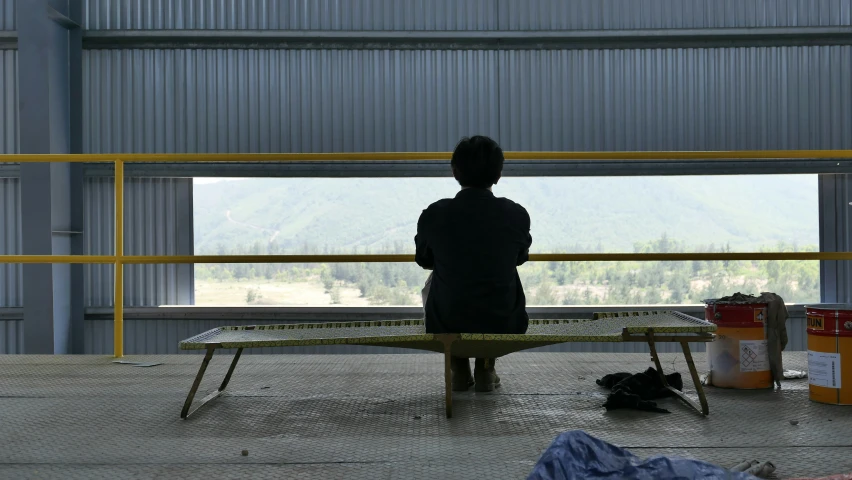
[82,26,852,50]
[78,158,852,178]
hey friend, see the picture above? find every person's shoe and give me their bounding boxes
[474,358,501,392]
[451,357,474,392]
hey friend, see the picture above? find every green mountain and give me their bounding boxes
[193,175,819,253]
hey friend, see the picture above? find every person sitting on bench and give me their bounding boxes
[415,135,533,392]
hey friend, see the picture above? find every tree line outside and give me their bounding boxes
[194,234,819,306]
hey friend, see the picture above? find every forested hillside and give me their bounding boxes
[193,175,820,306]
[194,175,817,253]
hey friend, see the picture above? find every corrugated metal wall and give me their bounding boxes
[0,11,21,352]
[82,0,852,30]
[85,318,420,354]
[83,49,499,153]
[0,0,14,30]
[82,46,852,154]
[497,0,852,29]
[819,174,852,303]
[0,48,20,329]
[0,39,18,316]
[84,177,193,306]
[0,48,19,320]
[82,315,810,355]
[0,177,21,308]
[0,317,22,354]
[0,50,16,154]
[83,0,497,30]
[499,47,852,151]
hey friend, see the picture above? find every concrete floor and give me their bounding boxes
[0,352,849,480]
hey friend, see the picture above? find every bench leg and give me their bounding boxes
[219,347,244,391]
[181,347,244,419]
[680,341,709,416]
[646,332,708,417]
[646,331,669,387]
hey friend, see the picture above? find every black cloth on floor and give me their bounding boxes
[596,367,684,414]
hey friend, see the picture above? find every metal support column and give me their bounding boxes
[67,0,85,354]
[114,160,124,357]
[17,0,84,354]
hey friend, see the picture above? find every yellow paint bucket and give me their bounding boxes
[705,302,773,389]
[805,304,852,405]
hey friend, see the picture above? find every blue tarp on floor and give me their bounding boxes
[528,430,757,480]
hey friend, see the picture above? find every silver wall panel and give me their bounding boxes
[84,47,851,157]
[84,318,420,355]
[0,318,22,353]
[0,0,14,30]
[819,174,852,303]
[83,49,498,153]
[0,50,16,155]
[498,0,852,30]
[0,177,21,308]
[499,47,852,151]
[84,176,193,306]
[83,0,496,30]
[82,0,852,31]
[83,315,809,355]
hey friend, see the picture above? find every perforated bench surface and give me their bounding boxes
[177,310,717,419]
[179,311,716,351]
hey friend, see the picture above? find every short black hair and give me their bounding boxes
[450,135,504,189]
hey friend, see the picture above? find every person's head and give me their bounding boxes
[450,135,504,189]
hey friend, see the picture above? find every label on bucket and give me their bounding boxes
[754,308,766,323]
[739,339,769,372]
[808,351,842,388]
[807,314,825,331]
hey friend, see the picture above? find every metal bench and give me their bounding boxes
[178,311,716,419]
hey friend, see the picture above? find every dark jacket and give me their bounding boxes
[415,188,532,334]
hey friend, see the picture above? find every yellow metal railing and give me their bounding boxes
[4,252,852,264]
[3,150,852,357]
